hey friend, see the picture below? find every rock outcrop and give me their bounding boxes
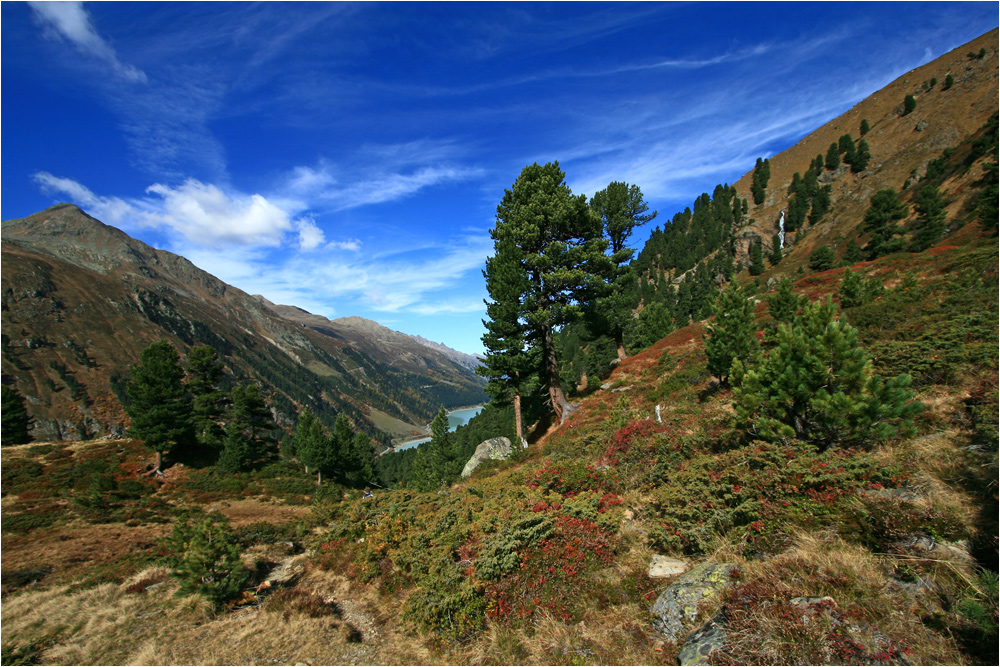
[650,562,737,642]
[460,437,513,478]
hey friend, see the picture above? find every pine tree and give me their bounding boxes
[704,285,760,385]
[186,345,228,451]
[168,515,250,608]
[909,184,947,251]
[218,385,277,471]
[489,162,611,425]
[1,385,32,446]
[768,233,783,266]
[295,409,336,485]
[838,133,855,154]
[590,181,657,360]
[628,300,674,350]
[748,240,765,276]
[862,189,909,259]
[808,245,836,272]
[751,158,771,205]
[851,139,871,173]
[839,269,883,308]
[809,185,832,224]
[811,153,825,175]
[943,73,954,90]
[977,160,998,233]
[674,281,692,328]
[838,268,867,308]
[731,298,922,449]
[350,432,376,487]
[216,423,250,473]
[766,277,803,323]
[426,406,452,486]
[903,94,917,116]
[843,239,864,264]
[860,119,871,136]
[126,341,193,473]
[328,412,356,481]
[479,232,535,444]
[825,142,841,170]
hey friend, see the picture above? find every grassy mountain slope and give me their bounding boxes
[1,204,485,443]
[1,30,996,667]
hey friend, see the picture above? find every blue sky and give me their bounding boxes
[2,2,996,355]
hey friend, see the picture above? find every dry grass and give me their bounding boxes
[877,430,981,535]
[717,532,968,665]
[0,565,391,665]
[462,607,668,666]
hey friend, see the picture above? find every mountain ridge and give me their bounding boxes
[1,205,486,442]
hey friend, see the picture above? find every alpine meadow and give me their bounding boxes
[1,4,998,666]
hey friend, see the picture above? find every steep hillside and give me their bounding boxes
[1,204,485,442]
[731,29,998,271]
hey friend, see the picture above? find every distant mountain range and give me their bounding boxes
[256,301,483,375]
[1,204,486,443]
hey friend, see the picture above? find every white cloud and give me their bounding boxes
[33,172,136,225]
[329,239,361,252]
[295,217,326,250]
[331,166,480,209]
[28,1,147,83]
[34,172,297,248]
[144,180,293,247]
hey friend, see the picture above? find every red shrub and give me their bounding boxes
[604,418,667,465]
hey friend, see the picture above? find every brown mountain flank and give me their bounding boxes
[731,28,997,273]
[2,205,485,442]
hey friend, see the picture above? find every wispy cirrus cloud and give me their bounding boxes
[175,229,492,320]
[280,140,484,211]
[28,1,146,83]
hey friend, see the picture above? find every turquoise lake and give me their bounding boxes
[394,405,483,452]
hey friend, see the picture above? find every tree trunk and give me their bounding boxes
[154,449,162,474]
[543,323,572,424]
[317,470,322,487]
[615,331,627,361]
[513,391,523,445]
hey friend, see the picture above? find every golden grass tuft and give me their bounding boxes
[718,531,967,665]
[461,607,668,666]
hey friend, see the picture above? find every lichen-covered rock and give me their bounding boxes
[678,612,727,665]
[460,436,513,478]
[650,562,736,642]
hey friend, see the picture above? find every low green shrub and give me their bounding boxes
[165,514,251,608]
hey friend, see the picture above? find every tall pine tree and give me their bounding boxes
[488,162,610,425]
[186,345,228,452]
[217,384,276,471]
[590,181,657,360]
[1,385,32,446]
[909,185,947,251]
[126,341,193,473]
[479,232,536,444]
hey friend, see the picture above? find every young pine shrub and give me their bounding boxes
[166,514,251,608]
[731,298,922,450]
[704,285,760,386]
